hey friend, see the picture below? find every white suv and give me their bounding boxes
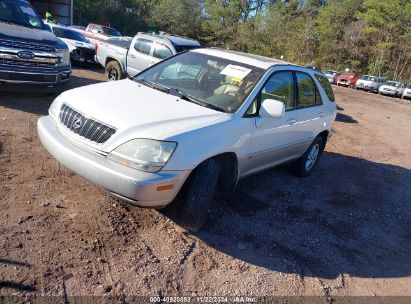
[38,48,337,231]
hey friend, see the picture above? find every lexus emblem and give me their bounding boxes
[17,51,35,60]
[73,119,83,129]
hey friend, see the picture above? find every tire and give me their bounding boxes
[105,61,124,81]
[293,136,324,177]
[173,158,221,232]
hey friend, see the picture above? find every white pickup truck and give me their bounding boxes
[95,32,201,81]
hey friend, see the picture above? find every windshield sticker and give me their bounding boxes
[21,6,37,17]
[220,65,252,81]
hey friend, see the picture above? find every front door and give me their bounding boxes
[126,38,154,77]
[241,71,303,176]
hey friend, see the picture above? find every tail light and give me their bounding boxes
[95,44,99,53]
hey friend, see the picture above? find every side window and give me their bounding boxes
[92,26,101,34]
[153,43,173,59]
[296,72,322,108]
[261,71,295,111]
[315,74,335,102]
[134,39,153,55]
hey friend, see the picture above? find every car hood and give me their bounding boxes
[60,38,95,50]
[56,79,228,149]
[380,85,398,90]
[0,22,67,49]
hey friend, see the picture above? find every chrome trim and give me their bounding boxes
[58,104,117,144]
[0,39,56,52]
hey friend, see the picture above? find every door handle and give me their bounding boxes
[287,118,297,125]
[130,55,135,59]
[319,112,326,118]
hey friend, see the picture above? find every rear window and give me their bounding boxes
[315,74,335,102]
[174,45,201,53]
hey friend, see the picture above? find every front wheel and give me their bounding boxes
[293,136,324,177]
[173,158,221,232]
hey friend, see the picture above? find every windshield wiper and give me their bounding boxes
[168,88,226,113]
[134,79,170,93]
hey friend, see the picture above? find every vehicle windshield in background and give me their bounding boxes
[103,27,121,37]
[53,27,88,42]
[386,81,400,87]
[362,75,370,80]
[407,84,411,89]
[135,51,264,113]
[0,0,44,29]
[342,73,355,78]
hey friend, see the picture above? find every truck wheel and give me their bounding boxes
[293,136,324,177]
[174,158,221,232]
[105,61,124,81]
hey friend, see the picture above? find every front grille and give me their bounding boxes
[0,39,56,52]
[0,71,56,83]
[0,58,55,69]
[59,104,116,144]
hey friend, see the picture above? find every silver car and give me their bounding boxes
[379,81,405,97]
[38,49,337,231]
[323,70,340,84]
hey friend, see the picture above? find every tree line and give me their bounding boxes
[74,0,411,82]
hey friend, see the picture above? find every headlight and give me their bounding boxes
[107,139,177,173]
[56,49,70,66]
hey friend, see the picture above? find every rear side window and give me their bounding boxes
[134,39,152,55]
[261,71,295,111]
[315,74,335,102]
[153,43,173,59]
[296,72,322,108]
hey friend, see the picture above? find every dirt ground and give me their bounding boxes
[0,68,411,299]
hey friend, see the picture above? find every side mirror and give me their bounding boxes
[260,99,285,119]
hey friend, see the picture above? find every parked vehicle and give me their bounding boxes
[355,75,376,91]
[38,48,337,231]
[0,0,71,92]
[95,32,201,81]
[77,23,122,45]
[323,70,340,84]
[369,77,387,93]
[335,72,361,87]
[47,23,96,65]
[402,83,411,100]
[379,81,404,97]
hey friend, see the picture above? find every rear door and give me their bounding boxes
[293,72,329,149]
[126,38,154,77]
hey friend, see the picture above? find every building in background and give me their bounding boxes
[31,0,73,25]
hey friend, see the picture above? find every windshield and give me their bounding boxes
[135,51,265,113]
[362,75,370,80]
[0,0,44,29]
[53,27,88,42]
[103,27,121,37]
[342,73,355,78]
[108,38,132,48]
[407,84,411,89]
[386,81,400,87]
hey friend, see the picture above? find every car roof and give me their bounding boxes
[192,48,294,70]
[138,32,200,46]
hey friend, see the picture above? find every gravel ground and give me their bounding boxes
[0,68,410,299]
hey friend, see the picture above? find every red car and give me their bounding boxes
[335,72,361,87]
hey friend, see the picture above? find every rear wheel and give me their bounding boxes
[105,61,124,81]
[293,136,324,177]
[172,158,221,232]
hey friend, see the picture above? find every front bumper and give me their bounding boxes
[379,90,396,96]
[0,69,71,85]
[37,116,191,208]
